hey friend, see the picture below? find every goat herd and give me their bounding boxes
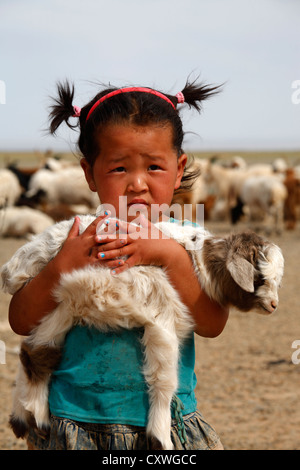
[174,155,300,235]
[0,157,98,238]
[0,154,299,238]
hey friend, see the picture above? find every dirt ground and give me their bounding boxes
[0,221,299,450]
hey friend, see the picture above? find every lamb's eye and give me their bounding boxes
[254,276,265,289]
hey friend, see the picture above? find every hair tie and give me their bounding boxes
[72,105,81,117]
[176,91,185,104]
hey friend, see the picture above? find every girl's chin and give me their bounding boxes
[127,209,150,224]
[99,202,172,224]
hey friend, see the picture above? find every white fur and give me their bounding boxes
[0,206,54,238]
[240,175,288,234]
[0,169,22,208]
[26,167,99,208]
[1,215,284,449]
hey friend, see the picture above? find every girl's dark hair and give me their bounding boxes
[49,77,222,193]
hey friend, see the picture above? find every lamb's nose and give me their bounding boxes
[271,301,278,311]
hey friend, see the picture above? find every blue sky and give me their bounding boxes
[0,0,299,152]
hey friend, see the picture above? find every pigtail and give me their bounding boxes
[49,80,77,135]
[178,77,222,112]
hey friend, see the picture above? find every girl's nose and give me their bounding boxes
[127,174,148,193]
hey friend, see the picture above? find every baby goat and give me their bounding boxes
[1,215,284,450]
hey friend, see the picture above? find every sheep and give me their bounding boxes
[6,164,34,192]
[229,156,248,170]
[272,158,288,174]
[283,168,300,230]
[0,207,54,238]
[203,160,279,222]
[0,169,22,208]
[203,161,249,215]
[231,175,288,234]
[1,215,284,450]
[172,159,210,222]
[43,156,77,172]
[26,167,99,208]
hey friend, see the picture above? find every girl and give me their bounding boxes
[8,79,228,450]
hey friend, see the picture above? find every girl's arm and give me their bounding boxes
[158,239,229,337]
[9,215,110,336]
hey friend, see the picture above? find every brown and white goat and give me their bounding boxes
[1,215,284,450]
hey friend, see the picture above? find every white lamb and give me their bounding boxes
[1,215,284,450]
[238,175,288,234]
[0,207,54,238]
[0,169,22,208]
[26,167,99,208]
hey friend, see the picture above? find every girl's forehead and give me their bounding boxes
[96,123,177,155]
[98,122,173,138]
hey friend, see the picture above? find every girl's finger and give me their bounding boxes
[97,243,131,261]
[96,237,128,251]
[99,259,125,269]
[95,217,122,239]
[110,257,135,276]
[84,212,111,236]
[67,216,81,239]
[115,219,138,235]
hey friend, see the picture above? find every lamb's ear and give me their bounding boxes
[226,255,255,293]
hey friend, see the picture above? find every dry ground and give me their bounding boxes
[0,221,299,450]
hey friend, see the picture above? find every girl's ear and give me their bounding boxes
[80,158,97,192]
[174,153,188,190]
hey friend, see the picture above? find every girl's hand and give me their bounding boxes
[53,213,113,274]
[94,215,176,274]
[95,215,229,338]
[9,212,114,336]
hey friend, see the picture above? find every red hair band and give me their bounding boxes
[86,87,177,121]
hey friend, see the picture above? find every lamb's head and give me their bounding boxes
[224,232,284,315]
[253,241,284,314]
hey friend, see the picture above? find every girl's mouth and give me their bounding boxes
[128,199,149,207]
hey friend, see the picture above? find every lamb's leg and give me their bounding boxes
[9,341,62,438]
[9,363,37,439]
[142,324,179,450]
[10,304,72,438]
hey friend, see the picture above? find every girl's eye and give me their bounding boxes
[149,165,161,171]
[111,167,125,173]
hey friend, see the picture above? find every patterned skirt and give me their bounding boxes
[27,411,223,450]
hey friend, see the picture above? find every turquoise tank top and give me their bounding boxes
[49,326,197,425]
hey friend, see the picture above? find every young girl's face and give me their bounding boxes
[81,123,187,222]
